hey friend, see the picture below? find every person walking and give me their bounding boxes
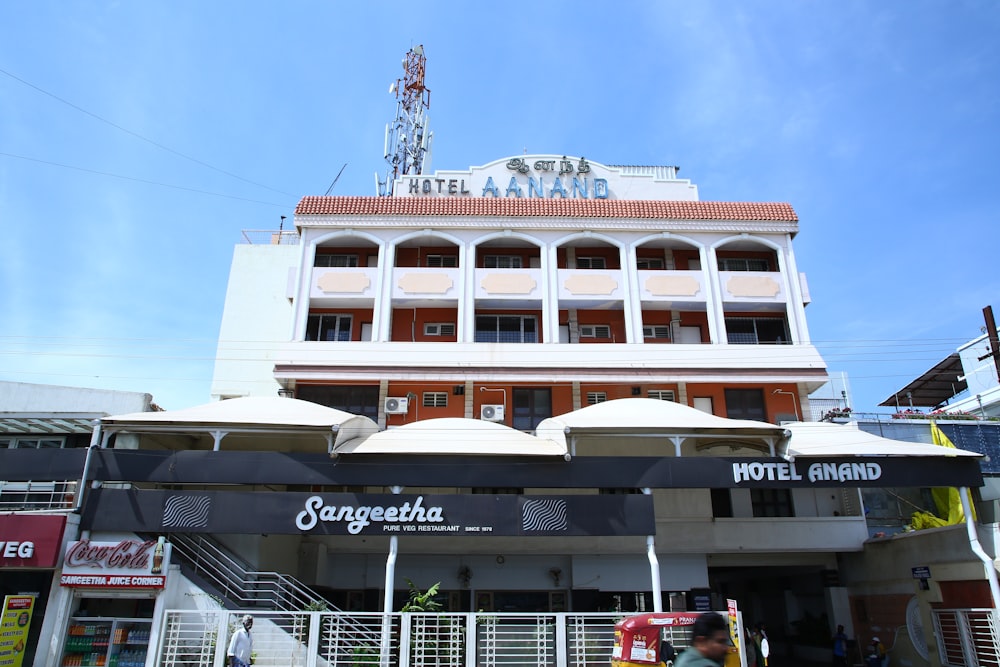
[673,611,732,667]
[866,636,887,667]
[227,614,254,667]
[832,624,848,667]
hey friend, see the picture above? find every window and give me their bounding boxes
[751,488,794,517]
[599,488,642,495]
[512,388,552,430]
[314,254,360,267]
[306,314,353,341]
[643,325,671,339]
[2,437,64,449]
[576,256,607,269]
[484,255,523,269]
[647,390,675,402]
[580,325,612,339]
[636,258,666,269]
[423,392,448,408]
[472,488,523,495]
[725,317,789,344]
[475,315,538,343]
[424,323,456,336]
[719,257,770,272]
[724,388,766,422]
[295,385,379,420]
[711,489,733,518]
[426,255,458,267]
[586,392,607,405]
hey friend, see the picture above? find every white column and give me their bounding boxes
[546,243,561,343]
[702,246,724,344]
[376,243,396,342]
[292,238,318,341]
[460,241,476,343]
[621,243,641,343]
[780,237,810,343]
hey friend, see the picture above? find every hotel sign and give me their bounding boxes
[732,460,884,484]
[403,155,610,200]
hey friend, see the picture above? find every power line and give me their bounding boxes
[0,152,290,208]
[0,66,293,197]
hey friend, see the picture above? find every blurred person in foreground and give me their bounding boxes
[673,611,731,667]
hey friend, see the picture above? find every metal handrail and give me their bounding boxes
[168,533,328,612]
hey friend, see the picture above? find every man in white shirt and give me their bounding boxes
[227,614,253,667]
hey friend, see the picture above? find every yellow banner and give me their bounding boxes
[0,595,35,667]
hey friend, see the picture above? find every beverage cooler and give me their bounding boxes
[62,618,152,667]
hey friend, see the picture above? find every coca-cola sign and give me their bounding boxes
[61,538,171,589]
[65,539,154,569]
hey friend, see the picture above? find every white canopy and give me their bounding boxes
[101,396,379,450]
[334,417,567,457]
[536,397,787,439]
[783,421,982,458]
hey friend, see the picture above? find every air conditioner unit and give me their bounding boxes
[384,397,409,414]
[481,404,505,422]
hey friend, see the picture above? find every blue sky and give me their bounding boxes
[2,1,998,412]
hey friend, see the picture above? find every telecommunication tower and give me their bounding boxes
[376,45,432,196]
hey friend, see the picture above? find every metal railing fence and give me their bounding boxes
[932,608,1000,667]
[0,480,77,511]
[157,611,634,667]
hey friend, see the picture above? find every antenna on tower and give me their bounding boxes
[376,44,433,196]
[325,163,348,196]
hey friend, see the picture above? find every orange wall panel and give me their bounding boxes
[390,308,459,342]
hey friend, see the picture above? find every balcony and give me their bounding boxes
[637,270,706,308]
[474,268,544,308]
[719,270,787,307]
[556,269,625,308]
[390,267,461,307]
[309,267,379,307]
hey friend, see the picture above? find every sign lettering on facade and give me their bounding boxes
[731,461,884,485]
[401,155,612,200]
[84,489,656,537]
[0,595,34,667]
[60,539,171,589]
[0,515,66,568]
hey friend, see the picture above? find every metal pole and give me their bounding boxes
[959,487,1000,609]
[381,486,403,667]
[646,535,662,613]
[74,421,102,513]
[643,488,663,613]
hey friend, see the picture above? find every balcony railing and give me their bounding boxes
[0,480,77,511]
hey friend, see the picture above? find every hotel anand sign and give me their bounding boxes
[403,155,610,200]
[732,460,884,484]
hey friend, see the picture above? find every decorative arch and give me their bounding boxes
[553,230,626,251]
[630,232,704,254]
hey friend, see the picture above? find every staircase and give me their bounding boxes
[167,532,334,611]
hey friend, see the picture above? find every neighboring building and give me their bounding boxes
[0,381,155,667]
[879,329,1000,417]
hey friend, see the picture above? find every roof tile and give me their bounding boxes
[294,196,798,221]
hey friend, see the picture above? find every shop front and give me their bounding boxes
[0,513,68,667]
[56,535,171,667]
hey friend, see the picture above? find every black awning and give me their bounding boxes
[879,353,967,408]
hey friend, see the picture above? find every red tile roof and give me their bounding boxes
[295,196,798,221]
